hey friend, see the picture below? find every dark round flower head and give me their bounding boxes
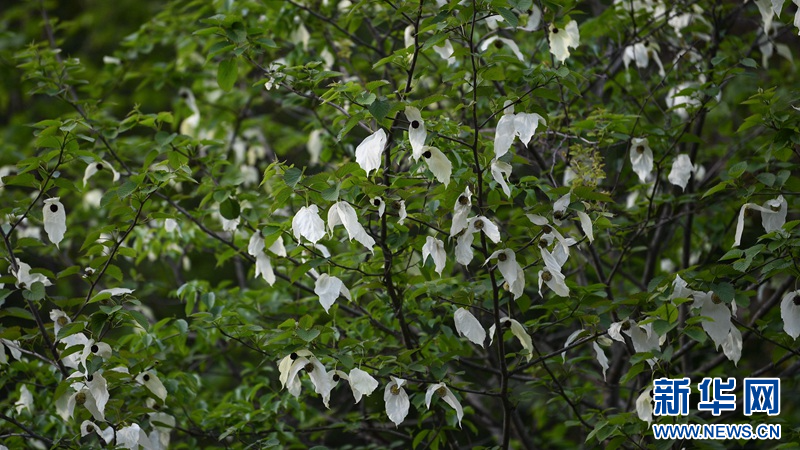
[411,120,420,129]
[50,204,58,213]
[422,150,432,159]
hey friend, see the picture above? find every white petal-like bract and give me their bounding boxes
[491,160,513,197]
[668,154,695,190]
[327,201,375,252]
[355,129,387,176]
[454,307,485,347]
[405,106,427,160]
[315,273,351,313]
[422,236,446,276]
[422,146,451,186]
[43,198,66,247]
[549,20,580,63]
[292,205,326,244]
[781,290,800,339]
[384,377,410,426]
[630,138,653,183]
[425,383,464,427]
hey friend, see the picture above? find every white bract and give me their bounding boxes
[549,20,580,63]
[292,205,326,244]
[733,195,787,247]
[780,290,800,339]
[248,232,276,285]
[116,423,150,449]
[279,350,333,408]
[593,342,610,381]
[454,307,486,347]
[494,103,547,159]
[692,291,733,350]
[307,129,323,165]
[636,387,654,425]
[421,146,451,186]
[372,197,385,217]
[538,247,569,297]
[355,129,387,176]
[425,383,464,427]
[433,39,456,65]
[486,249,524,299]
[405,106,427,160]
[43,198,66,247]
[80,420,114,444]
[668,154,695,190]
[346,368,379,403]
[489,317,533,362]
[576,211,594,243]
[479,36,524,62]
[314,273,351,313]
[15,384,33,414]
[622,42,665,78]
[421,236,446,276]
[455,216,501,265]
[11,259,52,289]
[490,160,513,197]
[83,160,120,187]
[136,371,168,402]
[327,201,375,252]
[397,200,407,225]
[629,138,654,183]
[451,187,472,237]
[384,376,410,426]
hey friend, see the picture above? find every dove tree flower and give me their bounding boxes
[248,231,276,285]
[455,216,502,265]
[82,160,120,187]
[330,368,380,403]
[454,307,486,347]
[451,187,472,237]
[43,198,66,247]
[421,236,446,276]
[486,248,525,299]
[668,154,695,190]
[420,146,451,186]
[629,138,654,183]
[136,370,168,402]
[11,259,52,289]
[405,106,427,159]
[384,376,410,426]
[781,290,800,339]
[636,387,654,425]
[292,205,326,244]
[355,129,387,176]
[490,160,513,197]
[538,247,569,297]
[314,273,351,313]
[479,36,525,62]
[549,20,580,63]
[494,102,547,159]
[489,317,533,362]
[733,195,787,247]
[81,420,115,444]
[425,383,464,427]
[327,201,375,252]
[279,350,333,407]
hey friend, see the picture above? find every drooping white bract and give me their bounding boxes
[666,82,701,120]
[576,211,594,243]
[795,0,800,35]
[279,350,333,408]
[780,290,800,339]
[80,339,112,368]
[455,216,501,266]
[538,247,569,297]
[43,198,66,248]
[630,138,654,183]
[486,249,525,299]
[490,160,513,197]
[549,20,580,63]
[433,39,456,65]
[722,325,742,366]
[136,371,168,402]
[248,232,275,285]
[314,273,351,313]
[454,307,486,347]
[397,200,407,225]
[405,106,427,160]
[421,146,451,186]
[562,329,586,362]
[668,154,695,190]
[83,160,120,187]
[57,371,109,422]
[384,376,410,426]
[164,218,179,233]
[292,205,326,244]
[307,129,323,165]
[355,129,387,176]
[11,259,52,289]
[372,197,385,218]
[733,195,787,247]
[692,291,732,350]
[14,384,32,414]
[494,103,547,159]
[268,235,287,257]
[425,383,464,427]
[636,387,654,425]
[622,42,666,79]
[608,319,661,366]
[489,317,533,362]
[671,274,693,300]
[327,201,375,252]
[347,368,379,403]
[451,187,472,237]
[593,342,610,381]
[479,36,525,62]
[116,423,150,449]
[80,420,114,444]
[422,236,446,276]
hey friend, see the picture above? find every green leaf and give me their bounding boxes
[117,180,137,199]
[368,100,391,121]
[220,198,241,220]
[740,58,757,68]
[217,59,238,92]
[702,180,729,199]
[296,328,320,342]
[496,7,519,28]
[57,322,85,341]
[728,161,747,178]
[284,167,303,188]
[22,281,46,301]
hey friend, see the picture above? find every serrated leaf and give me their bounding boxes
[220,198,241,220]
[368,100,390,121]
[284,167,302,188]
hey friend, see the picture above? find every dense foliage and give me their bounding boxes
[2,0,800,448]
